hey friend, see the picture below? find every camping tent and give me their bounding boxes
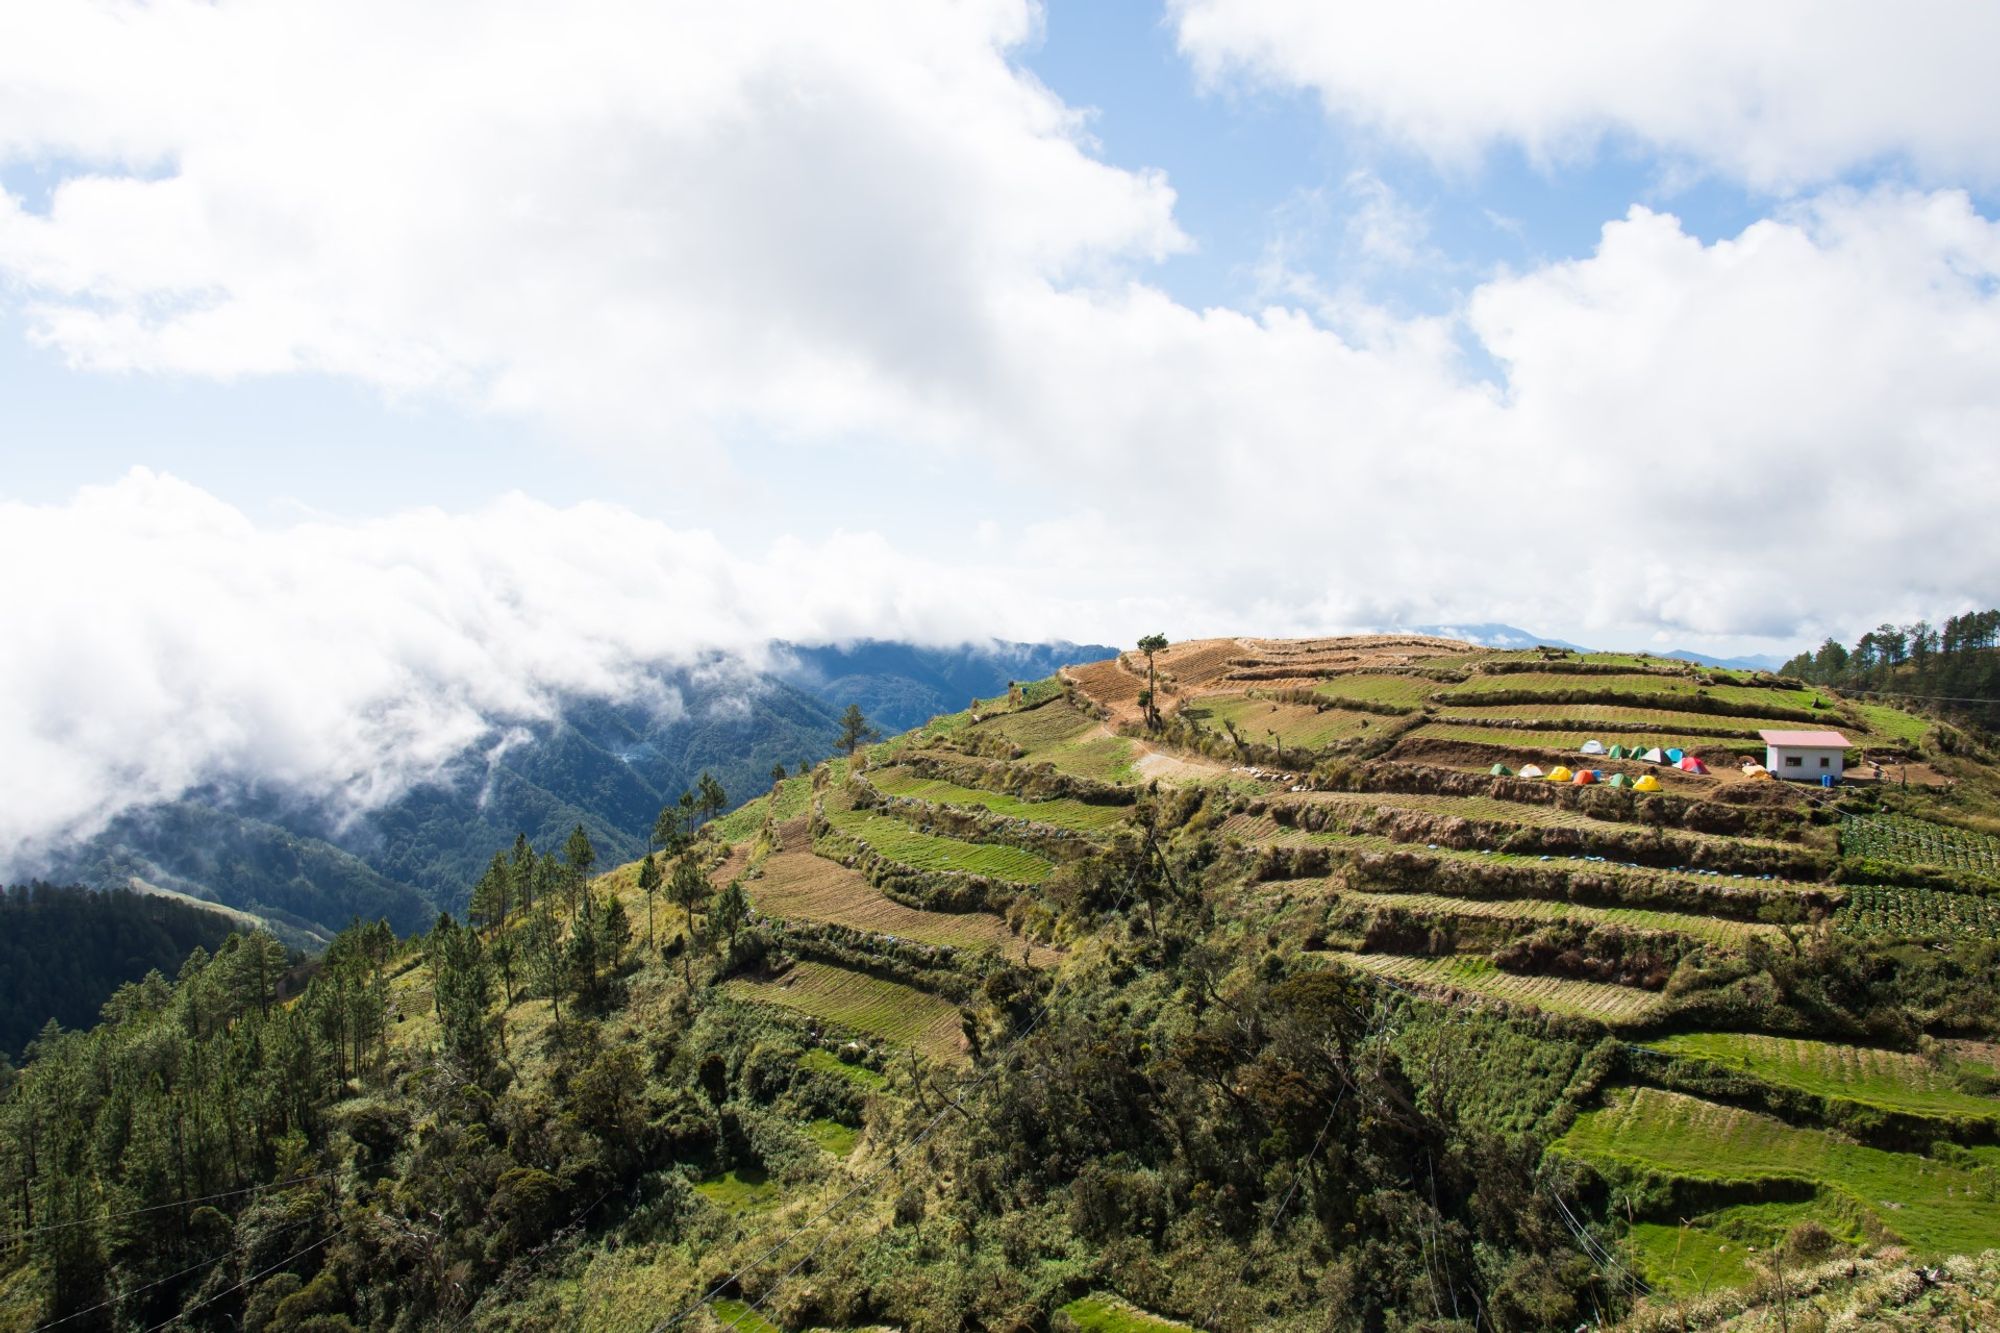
[1548,766,1574,782]
[1518,764,1545,778]
[1606,744,1627,759]
[1679,756,1709,774]
[1579,739,1606,756]
[1639,747,1666,764]
[1608,772,1630,788]
[1665,747,1685,764]
[1572,769,1597,785]
[1489,764,1514,776]
[1632,774,1662,792]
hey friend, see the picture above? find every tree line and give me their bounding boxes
[1782,608,2000,731]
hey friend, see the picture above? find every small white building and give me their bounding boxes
[1758,729,1852,782]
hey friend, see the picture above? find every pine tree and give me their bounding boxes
[636,853,662,949]
[836,703,880,755]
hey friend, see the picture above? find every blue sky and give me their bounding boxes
[6,0,2000,854]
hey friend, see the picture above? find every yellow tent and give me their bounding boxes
[1632,774,1662,792]
[1548,766,1574,782]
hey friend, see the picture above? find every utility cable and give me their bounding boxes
[138,1219,348,1333]
[25,1216,314,1333]
[0,1170,339,1247]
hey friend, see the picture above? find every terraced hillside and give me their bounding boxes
[14,634,2000,1333]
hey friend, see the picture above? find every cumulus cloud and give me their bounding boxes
[1171,1,2000,189]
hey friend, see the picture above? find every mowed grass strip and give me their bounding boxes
[1643,1032,2000,1122]
[824,808,1056,883]
[869,766,1129,834]
[750,851,1058,964]
[1558,1087,2000,1258]
[1344,890,1780,947]
[1325,952,1664,1026]
[709,774,816,845]
[724,961,965,1063]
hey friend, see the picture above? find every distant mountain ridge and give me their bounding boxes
[36,639,1114,940]
[1401,623,1786,672]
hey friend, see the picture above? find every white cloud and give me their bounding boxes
[1171,1,2000,189]
[5,4,2000,860]
[0,468,1121,867]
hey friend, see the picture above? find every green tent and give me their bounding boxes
[1489,763,1514,776]
[1606,744,1627,759]
[1608,772,1630,788]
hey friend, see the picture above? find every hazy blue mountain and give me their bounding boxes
[1400,623,1593,653]
[1662,649,1789,672]
[35,639,1115,938]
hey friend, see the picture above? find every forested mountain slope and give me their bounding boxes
[0,883,240,1058]
[7,636,1998,1331]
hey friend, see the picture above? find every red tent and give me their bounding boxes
[1572,769,1597,785]
[1678,756,1709,774]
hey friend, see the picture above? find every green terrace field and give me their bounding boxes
[1309,673,1437,707]
[748,849,1059,964]
[966,701,1138,782]
[822,806,1057,883]
[1409,721,1759,756]
[1642,1032,2000,1123]
[868,765,1130,833]
[1181,693,1384,749]
[1836,884,2000,939]
[723,960,966,1063]
[1322,951,1665,1026]
[1841,812,2000,874]
[709,771,822,844]
[1433,703,1781,737]
[1440,671,1823,712]
[1559,1087,2000,1260]
[1341,889,1783,947]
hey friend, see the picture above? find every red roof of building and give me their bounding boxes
[1758,729,1852,748]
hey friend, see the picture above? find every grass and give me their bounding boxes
[1411,723,1754,757]
[800,1047,889,1090]
[966,704,1140,783]
[1286,790,1815,857]
[802,1117,860,1157]
[694,1166,782,1213]
[709,775,815,845]
[1057,1293,1202,1331]
[1559,1086,2000,1260]
[823,808,1056,884]
[869,766,1130,833]
[748,850,1057,963]
[1642,1032,2000,1122]
[1323,952,1664,1025]
[1344,889,1781,947]
[1182,693,1383,749]
[709,1298,783,1332]
[1625,1200,1854,1296]
[1847,702,1932,745]
[724,961,966,1063]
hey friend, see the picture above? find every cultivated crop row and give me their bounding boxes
[1840,814,2000,873]
[1323,951,1663,1025]
[724,960,966,1063]
[1835,884,2000,940]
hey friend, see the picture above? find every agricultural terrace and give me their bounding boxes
[867,765,1130,834]
[1559,1087,2000,1259]
[822,806,1057,883]
[1440,671,1823,710]
[963,698,1139,783]
[1841,813,2000,874]
[723,960,966,1063]
[1407,722,1758,758]
[747,850,1059,964]
[1181,694,1387,750]
[1321,952,1665,1026]
[1642,1032,2000,1123]
[1836,885,2000,940]
[1433,704,1784,737]
[1308,673,1436,708]
[708,773,816,844]
[1340,889,1784,948]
